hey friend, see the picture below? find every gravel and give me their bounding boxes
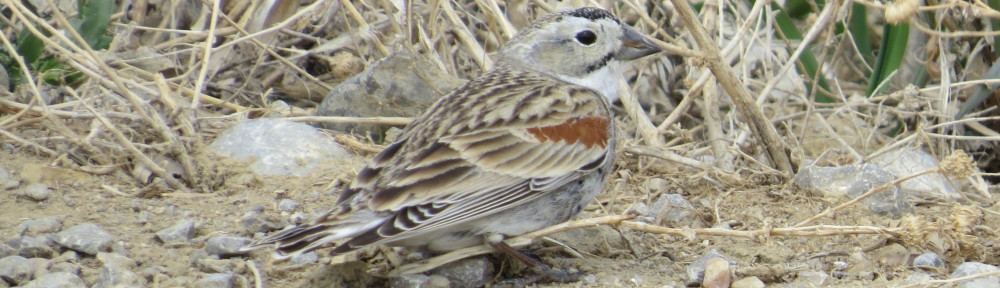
[53,223,114,255]
[204,236,251,257]
[0,255,33,286]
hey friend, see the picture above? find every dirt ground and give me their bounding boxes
[2,135,997,287]
[3,0,1000,287]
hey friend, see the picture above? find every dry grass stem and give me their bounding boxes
[669,0,794,174]
[622,221,902,239]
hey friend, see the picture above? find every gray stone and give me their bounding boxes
[92,264,146,288]
[652,194,696,226]
[794,163,910,215]
[290,252,318,265]
[0,244,13,258]
[7,236,55,258]
[53,223,114,255]
[913,252,946,269]
[205,236,251,257]
[431,257,493,288]
[389,274,431,288]
[195,273,247,288]
[206,118,351,177]
[15,217,63,236]
[686,249,736,285]
[0,256,33,285]
[316,51,466,135]
[871,148,961,201]
[950,262,1000,288]
[277,199,299,212]
[239,208,287,234]
[644,177,670,193]
[20,272,85,288]
[27,258,48,281]
[731,276,765,288]
[156,219,196,244]
[0,166,18,190]
[389,274,450,288]
[795,271,831,286]
[97,252,136,269]
[21,183,51,201]
[49,262,80,275]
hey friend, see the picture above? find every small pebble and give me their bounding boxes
[239,208,286,234]
[652,194,696,226]
[278,199,299,212]
[21,183,51,201]
[291,252,318,265]
[702,257,732,288]
[686,249,735,285]
[49,262,80,275]
[156,219,196,244]
[389,274,431,288]
[204,236,251,257]
[20,272,85,288]
[913,252,946,269]
[195,273,246,288]
[795,271,831,286]
[0,166,20,190]
[731,276,766,288]
[16,217,63,236]
[7,236,55,258]
[97,252,136,269]
[0,244,14,258]
[644,177,670,192]
[0,255,33,285]
[431,257,493,288]
[950,262,1000,288]
[28,258,48,280]
[53,223,114,255]
[93,263,146,287]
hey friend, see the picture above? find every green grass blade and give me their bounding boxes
[849,3,873,71]
[867,23,910,96]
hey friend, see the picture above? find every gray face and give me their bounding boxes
[498,12,628,79]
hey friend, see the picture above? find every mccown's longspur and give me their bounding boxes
[242,6,661,278]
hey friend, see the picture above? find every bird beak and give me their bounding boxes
[617,27,662,60]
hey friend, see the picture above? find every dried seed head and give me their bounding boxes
[939,150,975,179]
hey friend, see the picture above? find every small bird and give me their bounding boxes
[242,6,660,277]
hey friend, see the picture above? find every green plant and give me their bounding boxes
[0,0,113,89]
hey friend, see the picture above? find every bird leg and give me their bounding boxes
[485,234,583,286]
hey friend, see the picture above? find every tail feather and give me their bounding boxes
[240,218,387,258]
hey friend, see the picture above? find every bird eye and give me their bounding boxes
[575,30,597,45]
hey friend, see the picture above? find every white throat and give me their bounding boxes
[555,61,624,102]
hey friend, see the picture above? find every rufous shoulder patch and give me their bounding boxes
[525,115,609,148]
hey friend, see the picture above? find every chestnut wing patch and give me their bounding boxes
[525,116,609,149]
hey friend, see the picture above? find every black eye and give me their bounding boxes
[575,30,597,45]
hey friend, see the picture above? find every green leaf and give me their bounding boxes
[848,3,873,70]
[15,29,44,64]
[867,23,910,96]
[74,0,114,49]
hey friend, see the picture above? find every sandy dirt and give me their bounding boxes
[2,138,997,287]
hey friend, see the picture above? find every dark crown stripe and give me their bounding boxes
[565,7,619,23]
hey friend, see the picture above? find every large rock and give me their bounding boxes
[206,118,351,176]
[316,51,466,135]
[52,223,114,255]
